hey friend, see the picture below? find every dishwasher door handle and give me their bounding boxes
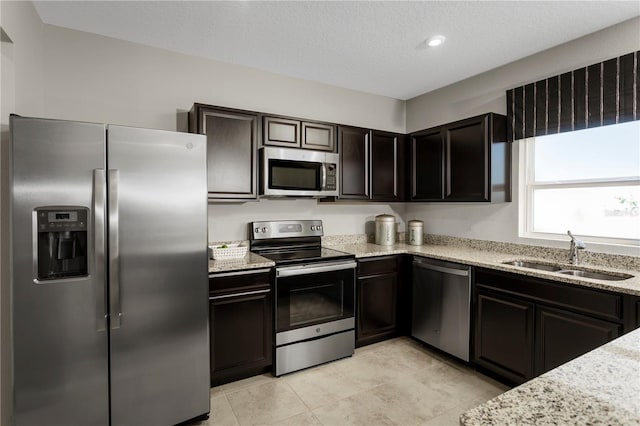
[413,261,469,277]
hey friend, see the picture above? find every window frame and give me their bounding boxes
[519,135,640,247]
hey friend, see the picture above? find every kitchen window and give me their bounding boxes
[520,120,640,246]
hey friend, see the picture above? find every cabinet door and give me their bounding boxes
[198,107,258,200]
[263,116,300,148]
[357,273,398,346]
[339,126,370,199]
[210,290,272,385]
[410,129,443,201]
[474,290,535,384]
[445,117,489,201]
[371,131,401,201]
[535,305,621,375]
[302,121,335,152]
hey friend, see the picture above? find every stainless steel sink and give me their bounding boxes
[503,260,633,281]
[502,260,562,272]
[555,269,633,281]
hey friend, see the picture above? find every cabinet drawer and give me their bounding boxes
[209,269,272,296]
[476,269,622,322]
[357,256,398,276]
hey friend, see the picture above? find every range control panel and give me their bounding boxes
[250,220,324,240]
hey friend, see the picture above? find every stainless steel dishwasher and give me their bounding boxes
[411,257,471,361]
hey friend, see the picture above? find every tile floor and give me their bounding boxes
[196,337,510,426]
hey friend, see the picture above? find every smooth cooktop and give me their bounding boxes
[257,247,354,266]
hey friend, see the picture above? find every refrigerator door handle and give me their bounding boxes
[108,169,122,329]
[94,169,107,332]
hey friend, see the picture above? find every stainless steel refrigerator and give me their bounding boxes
[9,116,210,426]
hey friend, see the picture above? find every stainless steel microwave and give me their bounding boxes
[260,147,339,197]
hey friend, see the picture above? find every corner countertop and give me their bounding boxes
[324,242,640,296]
[459,327,640,425]
[206,240,639,295]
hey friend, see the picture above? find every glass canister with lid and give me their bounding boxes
[375,214,396,246]
[408,220,424,246]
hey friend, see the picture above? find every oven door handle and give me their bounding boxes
[277,261,357,277]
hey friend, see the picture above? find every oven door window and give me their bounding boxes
[269,159,321,191]
[276,267,355,332]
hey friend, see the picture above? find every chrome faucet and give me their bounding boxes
[567,231,586,265]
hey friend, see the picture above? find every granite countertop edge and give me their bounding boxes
[207,242,639,296]
[326,242,640,296]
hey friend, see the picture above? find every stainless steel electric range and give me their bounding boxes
[250,220,356,376]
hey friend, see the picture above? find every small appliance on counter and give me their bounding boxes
[408,220,424,246]
[375,214,396,246]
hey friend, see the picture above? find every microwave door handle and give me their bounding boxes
[321,164,327,190]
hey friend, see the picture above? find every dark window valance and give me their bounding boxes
[506,51,639,141]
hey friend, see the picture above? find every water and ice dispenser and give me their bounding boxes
[36,207,88,280]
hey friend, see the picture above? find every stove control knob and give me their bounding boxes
[317,225,322,231]
[254,227,260,233]
[261,227,267,233]
[310,225,316,231]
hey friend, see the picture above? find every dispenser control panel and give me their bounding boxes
[36,207,88,281]
[38,210,86,232]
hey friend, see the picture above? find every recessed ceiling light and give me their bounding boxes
[426,35,446,47]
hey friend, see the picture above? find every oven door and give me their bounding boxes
[275,260,356,334]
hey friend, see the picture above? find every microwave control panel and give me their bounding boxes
[325,164,337,190]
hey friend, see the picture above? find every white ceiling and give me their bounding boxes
[33,1,640,100]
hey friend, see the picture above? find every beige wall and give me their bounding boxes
[39,23,408,242]
[404,17,640,256]
[40,24,405,133]
[1,1,46,423]
[406,17,640,132]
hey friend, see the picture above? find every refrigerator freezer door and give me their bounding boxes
[11,116,109,425]
[107,126,209,426]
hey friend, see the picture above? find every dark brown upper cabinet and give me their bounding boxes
[410,113,510,203]
[263,115,335,152]
[263,116,299,148]
[189,103,259,201]
[410,129,443,200]
[338,126,404,202]
[338,126,370,200]
[371,131,404,201]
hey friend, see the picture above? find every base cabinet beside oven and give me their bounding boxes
[356,256,404,347]
[209,269,273,386]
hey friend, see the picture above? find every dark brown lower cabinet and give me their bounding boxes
[473,268,627,385]
[209,269,273,386]
[474,290,535,383]
[535,306,620,374]
[356,256,400,347]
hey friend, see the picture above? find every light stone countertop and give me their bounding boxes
[325,242,640,296]
[208,252,274,274]
[459,327,640,425]
[205,237,639,295]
